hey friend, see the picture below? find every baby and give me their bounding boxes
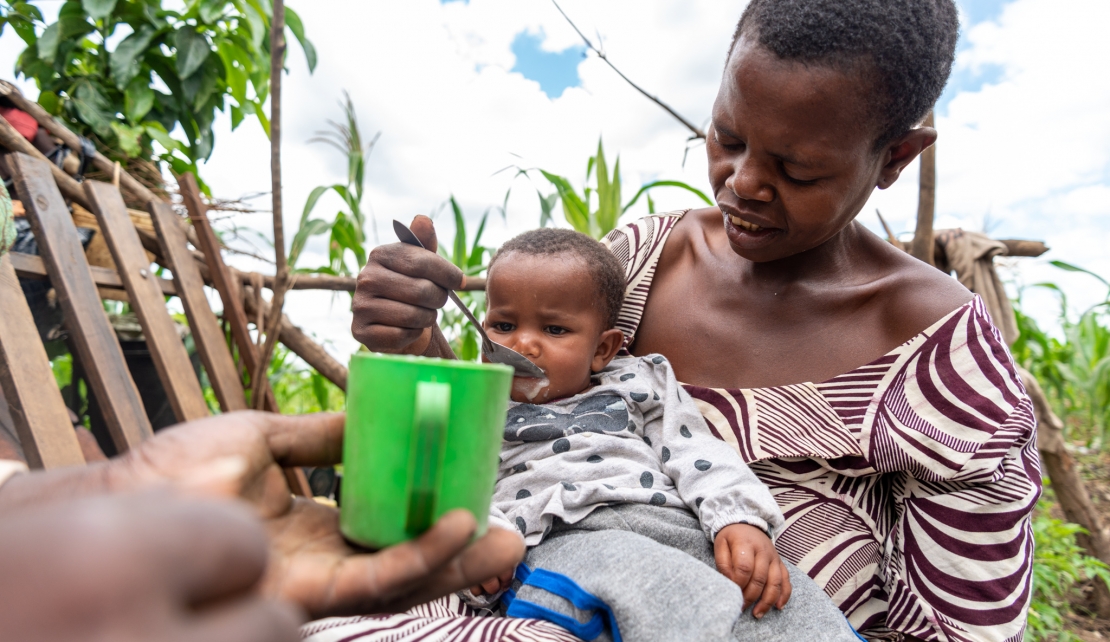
[466,229,859,642]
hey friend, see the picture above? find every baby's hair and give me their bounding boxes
[730,0,959,149]
[489,228,626,330]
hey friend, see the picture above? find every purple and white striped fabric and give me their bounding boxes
[301,595,581,642]
[603,212,1039,641]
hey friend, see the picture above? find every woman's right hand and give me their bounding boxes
[352,215,464,356]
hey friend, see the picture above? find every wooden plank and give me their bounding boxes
[84,181,210,424]
[178,173,277,412]
[10,251,176,295]
[0,253,86,469]
[148,201,247,413]
[10,153,152,452]
[178,174,309,497]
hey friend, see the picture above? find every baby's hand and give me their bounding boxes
[714,523,792,619]
[469,568,515,598]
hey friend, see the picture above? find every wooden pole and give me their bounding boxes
[910,111,936,266]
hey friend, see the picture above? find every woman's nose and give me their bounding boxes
[725,154,774,203]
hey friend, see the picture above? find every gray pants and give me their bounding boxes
[506,504,860,642]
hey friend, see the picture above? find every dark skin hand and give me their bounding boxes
[0,492,304,642]
[632,37,971,388]
[0,412,525,618]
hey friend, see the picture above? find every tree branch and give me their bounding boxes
[551,0,706,140]
[253,0,290,409]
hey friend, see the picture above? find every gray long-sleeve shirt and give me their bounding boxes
[490,355,784,546]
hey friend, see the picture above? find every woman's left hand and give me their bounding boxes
[714,523,792,619]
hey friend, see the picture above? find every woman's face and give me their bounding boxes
[708,37,892,263]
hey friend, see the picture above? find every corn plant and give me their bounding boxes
[289,93,380,279]
[1013,261,1110,448]
[532,138,713,239]
[435,196,494,361]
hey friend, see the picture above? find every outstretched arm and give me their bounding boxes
[0,411,525,618]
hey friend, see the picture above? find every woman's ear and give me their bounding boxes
[876,126,937,190]
[591,329,625,373]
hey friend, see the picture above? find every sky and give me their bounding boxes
[1,0,1107,362]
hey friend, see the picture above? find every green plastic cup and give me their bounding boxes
[341,353,513,549]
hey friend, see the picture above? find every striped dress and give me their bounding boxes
[603,212,1040,641]
[303,212,1039,642]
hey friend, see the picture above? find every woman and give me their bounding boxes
[342,0,1037,640]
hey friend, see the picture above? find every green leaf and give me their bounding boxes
[199,0,227,23]
[449,196,467,269]
[289,218,332,268]
[468,210,489,270]
[301,184,332,223]
[111,25,158,89]
[1051,260,1110,291]
[144,122,183,153]
[72,80,114,138]
[110,121,143,157]
[124,76,156,123]
[537,190,558,228]
[37,21,62,64]
[82,0,117,21]
[240,1,266,51]
[175,26,212,79]
[254,98,270,137]
[540,170,591,235]
[622,180,714,214]
[310,371,329,411]
[37,90,61,115]
[284,7,317,73]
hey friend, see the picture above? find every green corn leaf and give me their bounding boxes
[1051,260,1110,294]
[301,184,331,223]
[537,189,559,228]
[450,196,467,269]
[622,180,713,214]
[288,218,332,269]
[468,209,489,270]
[540,170,590,235]
[598,154,622,236]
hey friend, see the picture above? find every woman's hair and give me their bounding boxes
[490,228,627,330]
[731,0,959,148]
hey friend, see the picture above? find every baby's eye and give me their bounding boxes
[545,326,568,336]
[491,322,515,332]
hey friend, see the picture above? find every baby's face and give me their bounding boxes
[484,252,613,404]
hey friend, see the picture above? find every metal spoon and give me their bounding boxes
[393,220,546,379]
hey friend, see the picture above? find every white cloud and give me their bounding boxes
[1,0,1106,358]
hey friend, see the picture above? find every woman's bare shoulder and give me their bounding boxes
[869,237,975,342]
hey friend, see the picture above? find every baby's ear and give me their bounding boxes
[591,329,625,373]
